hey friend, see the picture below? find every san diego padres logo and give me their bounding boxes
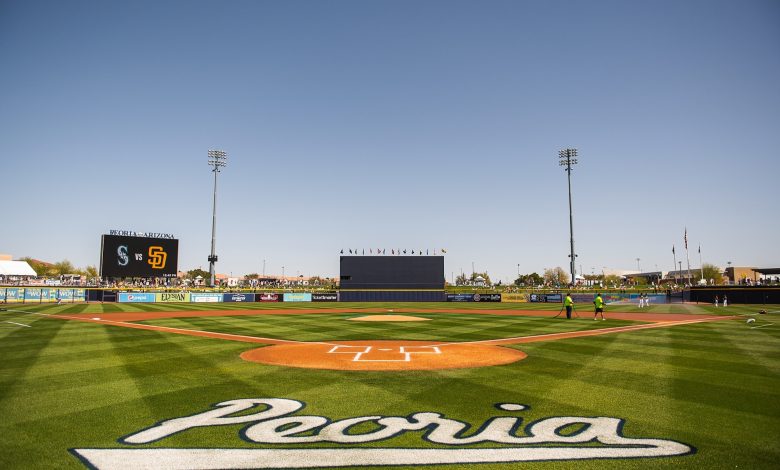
[146,246,167,269]
[71,398,694,468]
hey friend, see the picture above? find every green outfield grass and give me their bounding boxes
[1,302,778,469]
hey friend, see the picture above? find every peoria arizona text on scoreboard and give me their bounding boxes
[100,233,179,278]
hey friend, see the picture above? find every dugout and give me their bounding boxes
[686,287,780,304]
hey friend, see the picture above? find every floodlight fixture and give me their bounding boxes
[208,149,227,287]
[559,148,578,285]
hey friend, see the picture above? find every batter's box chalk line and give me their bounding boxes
[328,345,442,362]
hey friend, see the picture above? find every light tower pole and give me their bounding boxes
[559,148,578,286]
[207,149,227,287]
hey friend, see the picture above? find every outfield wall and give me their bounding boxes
[8,288,777,304]
[0,287,86,303]
[340,291,445,302]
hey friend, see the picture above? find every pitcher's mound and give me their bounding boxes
[241,340,527,370]
[350,315,430,322]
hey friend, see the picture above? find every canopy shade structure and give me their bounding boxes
[0,260,38,276]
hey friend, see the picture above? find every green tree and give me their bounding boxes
[694,263,724,285]
[544,267,570,286]
[515,272,543,286]
[603,274,622,288]
[470,272,492,286]
[52,260,76,276]
[455,273,468,286]
[186,268,210,280]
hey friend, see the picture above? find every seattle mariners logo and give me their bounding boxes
[71,398,695,469]
[147,246,167,269]
[116,246,129,266]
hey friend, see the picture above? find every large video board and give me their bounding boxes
[100,235,179,278]
[340,256,444,289]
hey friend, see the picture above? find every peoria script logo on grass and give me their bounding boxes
[71,398,695,469]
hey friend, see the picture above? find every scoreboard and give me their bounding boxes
[100,234,179,278]
[340,256,444,289]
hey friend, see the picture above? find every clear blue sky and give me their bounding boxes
[2,0,778,283]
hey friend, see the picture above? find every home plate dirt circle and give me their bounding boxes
[240,340,528,371]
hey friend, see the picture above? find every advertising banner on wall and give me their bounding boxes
[311,293,338,302]
[502,293,528,303]
[23,288,45,301]
[155,292,190,303]
[529,293,562,303]
[118,292,156,303]
[283,293,312,302]
[190,293,222,303]
[4,288,23,302]
[474,293,501,302]
[571,294,596,303]
[223,293,255,303]
[258,293,282,302]
[446,293,475,302]
[57,289,87,302]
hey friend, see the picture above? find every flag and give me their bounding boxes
[672,245,675,255]
[391,249,394,255]
[382,249,386,254]
[684,228,688,250]
[340,249,343,254]
[362,249,365,255]
[411,250,415,254]
[349,249,352,254]
[698,245,701,254]
[370,248,373,254]
[426,249,429,255]
[441,248,447,253]
[403,250,407,254]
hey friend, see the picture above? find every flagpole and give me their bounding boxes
[684,229,691,286]
[672,245,678,286]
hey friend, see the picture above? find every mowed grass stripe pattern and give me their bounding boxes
[511,319,780,469]
[136,313,642,343]
[0,303,778,470]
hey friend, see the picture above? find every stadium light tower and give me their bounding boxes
[559,148,578,286]
[207,149,227,287]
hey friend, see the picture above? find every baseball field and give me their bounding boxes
[1,301,778,469]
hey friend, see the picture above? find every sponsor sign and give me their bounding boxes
[223,293,255,303]
[311,293,338,302]
[190,293,222,303]
[118,292,156,303]
[258,293,281,302]
[529,293,562,303]
[72,397,695,469]
[283,293,312,302]
[56,289,87,302]
[502,293,528,303]
[446,293,475,302]
[475,293,501,302]
[4,288,22,302]
[156,292,190,303]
